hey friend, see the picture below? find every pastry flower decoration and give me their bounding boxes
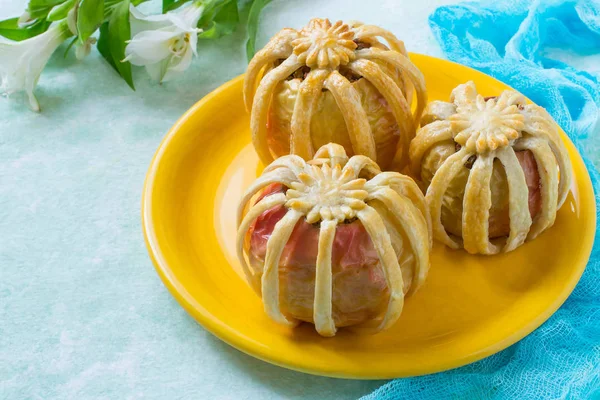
[244,18,427,170]
[410,81,573,255]
[284,158,370,224]
[450,94,523,153]
[237,143,431,336]
[291,19,356,69]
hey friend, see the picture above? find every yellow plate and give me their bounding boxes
[142,54,596,379]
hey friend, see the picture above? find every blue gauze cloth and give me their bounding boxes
[364,1,600,399]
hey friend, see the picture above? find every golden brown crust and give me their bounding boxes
[314,219,337,336]
[244,29,298,111]
[462,156,497,254]
[236,192,286,294]
[409,120,453,176]
[496,147,532,252]
[369,188,430,294]
[244,18,426,170]
[514,138,558,239]
[290,69,330,159]
[410,81,573,254]
[293,19,357,69]
[425,148,470,249]
[355,48,427,126]
[237,143,431,335]
[261,209,303,326]
[348,59,414,167]
[355,205,404,332]
[520,108,572,208]
[323,71,377,161]
[250,56,302,165]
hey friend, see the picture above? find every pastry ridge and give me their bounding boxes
[409,81,573,255]
[244,18,427,170]
[237,143,431,336]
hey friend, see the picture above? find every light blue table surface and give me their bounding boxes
[3,0,556,398]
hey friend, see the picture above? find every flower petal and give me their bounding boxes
[129,5,173,35]
[0,21,70,109]
[188,31,198,56]
[126,4,202,83]
[177,4,203,28]
[27,89,40,112]
[162,46,194,82]
[125,29,180,65]
[145,58,170,82]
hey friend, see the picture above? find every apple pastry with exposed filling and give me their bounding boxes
[244,18,427,170]
[236,143,431,336]
[410,81,572,255]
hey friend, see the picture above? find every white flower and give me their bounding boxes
[75,37,97,61]
[17,11,35,28]
[124,4,203,83]
[0,20,73,111]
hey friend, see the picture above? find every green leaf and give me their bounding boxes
[97,0,134,89]
[97,22,116,68]
[107,0,133,89]
[63,36,77,57]
[163,0,189,12]
[198,0,239,39]
[0,17,51,41]
[27,0,66,19]
[47,0,75,21]
[77,0,104,43]
[105,0,146,19]
[245,0,271,62]
[197,0,230,23]
[162,0,181,13]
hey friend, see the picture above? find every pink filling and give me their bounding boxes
[245,183,389,326]
[487,150,542,237]
[248,184,382,274]
[516,150,542,221]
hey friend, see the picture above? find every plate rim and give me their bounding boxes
[142,54,597,379]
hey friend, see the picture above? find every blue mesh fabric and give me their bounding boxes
[364,1,600,398]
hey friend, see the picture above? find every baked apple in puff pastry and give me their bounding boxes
[244,18,427,170]
[237,143,431,336]
[410,81,572,255]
